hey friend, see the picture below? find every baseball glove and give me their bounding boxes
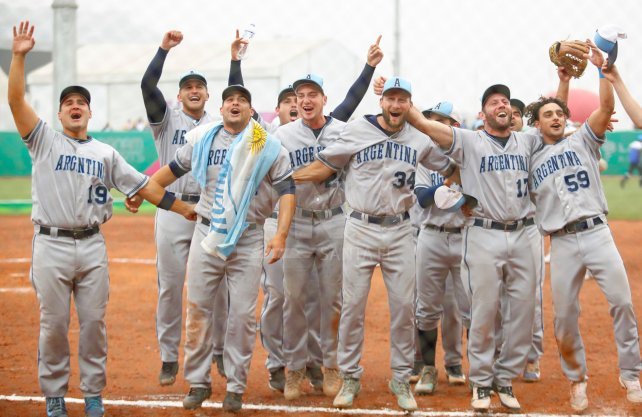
[549,40,590,78]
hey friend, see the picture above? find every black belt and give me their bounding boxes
[423,224,462,234]
[296,206,343,220]
[170,192,200,203]
[472,217,534,232]
[551,216,604,236]
[39,225,100,240]
[350,210,410,226]
[199,216,257,230]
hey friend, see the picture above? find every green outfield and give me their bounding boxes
[0,175,640,219]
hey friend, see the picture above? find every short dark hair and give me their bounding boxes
[524,96,571,127]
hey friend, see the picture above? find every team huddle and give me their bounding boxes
[8,19,642,417]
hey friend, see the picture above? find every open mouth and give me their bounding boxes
[230,108,241,116]
[302,106,314,113]
[189,96,200,102]
[498,111,508,118]
[289,110,298,118]
[390,112,401,118]
[551,123,562,129]
[71,113,82,120]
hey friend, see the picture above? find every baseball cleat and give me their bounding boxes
[471,385,492,412]
[409,360,423,383]
[619,377,642,403]
[445,364,467,385]
[183,386,212,410]
[306,366,324,392]
[323,367,342,397]
[523,360,541,382]
[415,365,438,395]
[222,391,243,413]
[284,368,305,400]
[389,378,418,411]
[268,367,286,393]
[494,384,521,411]
[333,377,361,408]
[84,396,104,417]
[46,397,68,417]
[570,380,588,411]
[159,361,179,386]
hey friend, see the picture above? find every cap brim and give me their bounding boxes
[293,80,323,93]
[222,85,252,103]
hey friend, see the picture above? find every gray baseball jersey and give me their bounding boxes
[446,126,540,389]
[149,107,227,365]
[448,128,539,221]
[150,107,214,194]
[26,119,147,397]
[274,117,347,376]
[318,116,454,384]
[275,117,346,210]
[529,122,641,383]
[320,117,454,215]
[177,122,293,394]
[529,122,608,234]
[176,122,292,222]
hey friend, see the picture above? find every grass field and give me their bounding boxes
[0,175,640,219]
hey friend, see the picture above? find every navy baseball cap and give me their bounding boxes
[510,99,525,116]
[59,85,91,106]
[481,84,510,108]
[277,85,295,105]
[292,74,324,94]
[179,70,207,88]
[382,77,412,97]
[222,84,252,104]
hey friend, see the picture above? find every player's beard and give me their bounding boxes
[484,112,511,132]
[381,110,406,131]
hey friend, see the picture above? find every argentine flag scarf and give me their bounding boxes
[194,119,281,260]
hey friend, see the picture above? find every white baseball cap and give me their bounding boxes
[434,185,466,212]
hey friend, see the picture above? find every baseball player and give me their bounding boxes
[141,30,228,386]
[294,77,456,412]
[413,102,470,395]
[128,84,295,413]
[8,21,196,417]
[407,84,541,412]
[274,36,385,401]
[526,48,642,411]
[227,35,383,394]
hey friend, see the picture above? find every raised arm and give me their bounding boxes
[8,21,39,137]
[141,31,182,123]
[555,66,571,103]
[602,64,642,129]
[585,40,615,138]
[331,35,384,122]
[228,29,248,86]
[406,107,454,150]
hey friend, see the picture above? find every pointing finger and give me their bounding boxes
[375,34,382,46]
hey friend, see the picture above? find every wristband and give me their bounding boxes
[157,191,176,210]
[598,68,605,79]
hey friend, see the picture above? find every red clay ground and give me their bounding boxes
[1,215,641,416]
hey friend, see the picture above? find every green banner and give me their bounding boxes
[0,130,159,176]
[600,130,642,175]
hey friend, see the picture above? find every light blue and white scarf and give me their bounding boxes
[197,119,281,260]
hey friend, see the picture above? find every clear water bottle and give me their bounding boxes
[238,23,256,60]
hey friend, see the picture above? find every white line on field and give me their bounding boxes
[0,287,31,293]
[0,257,155,265]
[0,394,624,417]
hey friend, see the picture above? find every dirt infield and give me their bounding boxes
[1,215,641,416]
